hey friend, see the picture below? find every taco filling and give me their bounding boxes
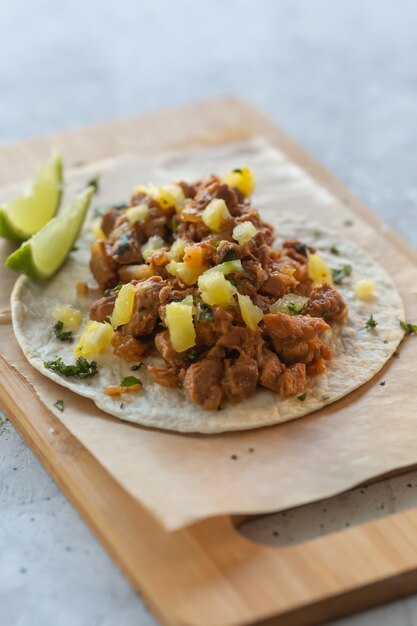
[86,168,348,410]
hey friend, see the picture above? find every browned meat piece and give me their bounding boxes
[177,220,210,242]
[154,330,187,369]
[307,340,333,376]
[283,240,316,265]
[195,307,233,348]
[306,282,348,321]
[90,240,118,290]
[101,209,121,238]
[217,325,264,360]
[143,204,171,239]
[111,225,144,265]
[279,363,307,397]
[89,293,116,322]
[118,264,153,283]
[263,312,330,365]
[124,278,165,336]
[147,365,181,388]
[223,356,258,399]
[178,180,197,199]
[258,349,285,393]
[111,331,148,363]
[183,359,224,410]
[214,183,240,214]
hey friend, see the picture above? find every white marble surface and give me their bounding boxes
[1,1,417,624]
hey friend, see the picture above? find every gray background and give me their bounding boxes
[1,0,417,624]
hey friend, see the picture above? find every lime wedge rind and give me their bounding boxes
[6,185,95,280]
[0,152,63,242]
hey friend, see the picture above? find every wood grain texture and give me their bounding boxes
[1,98,417,626]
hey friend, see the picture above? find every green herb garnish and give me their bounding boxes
[71,246,79,252]
[400,320,417,335]
[221,248,237,262]
[332,264,352,285]
[171,217,179,233]
[130,364,142,371]
[298,393,307,401]
[53,321,73,343]
[294,243,307,255]
[197,303,214,323]
[45,357,98,379]
[365,315,377,331]
[53,400,65,412]
[120,376,141,387]
[185,347,199,363]
[232,168,243,174]
[115,232,130,256]
[344,220,353,227]
[114,202,127,211]
[104,284,122,297]
[288,301,307,316]
[330,246,339,255]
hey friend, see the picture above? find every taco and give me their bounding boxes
[11,166,405,433]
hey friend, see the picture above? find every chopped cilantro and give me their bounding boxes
[130,364,142,371]
[228,278,237,287]
[71,246,79,252]
[332,264,352,285]
[104,284,122,297]
[53,400,65,412]
[322,394,330,401]
[171,217,179,233]
[365,315,377,331]
[185,347,199,363]
[113,203,127,211]
[392,350,400,358]
[120,402,124,409]
[232,168,243,174]
[115,232,130,256]
[120,376,141,387]
[344,220,353,227]
[380,381,386,386]
[400,320,417,335]
[197,303,214,323]
[221,248,237,262]
[330,246,339,255]
[53,321,73,343]
[383,339,388,344]
[297,393,307,401]
[288,301,307,316]
[45,357,98,379]
[294,243,307,255]
[87,175,100,192]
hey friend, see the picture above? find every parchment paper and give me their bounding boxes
[1,139,417,530]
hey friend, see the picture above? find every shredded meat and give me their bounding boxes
[306,282,348,321]
[263,313,330,366]
[183,359,224,410]
[87,171,348,410]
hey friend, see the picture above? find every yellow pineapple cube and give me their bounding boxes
[232,221,257,245]
[166,260,207,285]
[92,217,106,240]
[126,203,149,224]
[165,295,196,352]
[74,321,114,358]
[198,272,236,307]
[202,199,231,232]
[270,294,308,315]
[355,278,375,300]
[141,235,167,261]
[237,293,263,330]
[110,283,137,328]
[221,167,255,197]
[205,259,243,276]
[307,253,333,285]
[52,305,83,331]
[168,238,187,261]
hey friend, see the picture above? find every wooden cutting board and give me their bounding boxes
[2,98,417,626]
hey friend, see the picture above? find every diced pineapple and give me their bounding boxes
[166,260,207,285]
[133,183,185,212]
[270,294,308,315]
[110,283,137,329]
[126,203,149,224]
[355,279,375,300]
[307,253,333,285]
[52,305,83,331]
[237,293,263,330]
[183,245,205,267]
[74,321,114,358]
[221,167,255,197]
[205,259,243,276]
[232,221,257,245]
[168,238,187,261]
[202,199,231,232]
[92,217,106,240]
[165,296,196,352]
[198,272,236,307]
[141,235,167,261]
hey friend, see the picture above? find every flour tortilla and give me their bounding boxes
[11,208,405,433]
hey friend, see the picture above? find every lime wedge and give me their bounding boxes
[6,186,95,279]
[0,152,62,242]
